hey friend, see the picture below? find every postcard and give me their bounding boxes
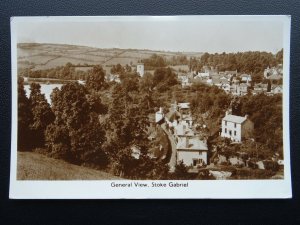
[10,15,292,199]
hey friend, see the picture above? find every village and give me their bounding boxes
[20,60,284,179]
[17,41,284,180]
[114,62,284,179]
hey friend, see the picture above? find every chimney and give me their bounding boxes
[226,111,229,116]
[159,107,163,113]
[245,114,248,119]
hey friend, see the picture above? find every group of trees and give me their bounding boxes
[18,62,94,81]
[141,54,167,69]
[18,78,55,150]
[240,93,283,156]
[190,83,231,135]
[110,63,132,75]
[18,64,181,179]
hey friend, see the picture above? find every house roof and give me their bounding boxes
[178,102,190,109]
[175,124,194,136]
[166,110,181,122]
[240,73,251,78]
[267,74,283,80]
[176,137,208,151]
[240,83,248,87]
[223,114,247,124]
[271,85,283,90]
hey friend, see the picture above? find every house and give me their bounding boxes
[178,73,192,87]
[176,136,208,167]
[181,76,193,87]
[221,112,254,142]
[165,102,193,128]
[155,107,164,124]
[219,80,230,93]
[197,72,210,79]
[231,83,247,96]
[240,74,252,83]
[225,70,238,76]
[264,66,283,80]
[271,85,283,94]
[239,83,248,96]
[253,83,268,95]
[165,109,181,129]
[174,123,194,139]
[106,73,121,83]
[77,79,86,85]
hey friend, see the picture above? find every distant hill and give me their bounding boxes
[17,43,203,71]
[17,151,122,180]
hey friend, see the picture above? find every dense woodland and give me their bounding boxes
[18,50,283,179]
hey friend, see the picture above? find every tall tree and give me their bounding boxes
[17,77,32,150]
[86,65,106,91]
[29,83,54,148]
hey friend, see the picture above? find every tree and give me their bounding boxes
[86,65,106,91]
[153,67,178,92]
[46,82,108,165]
[17,77,32,150]
[276,49,283,65]
[29,83,54,148]
[173,161,190,179]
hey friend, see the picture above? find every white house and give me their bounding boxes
[264,66,283,80]
[137,63,144,77]
[155,107,164,123]
[240,74,252,83]
[197,72,210,79]
[271,85,283,94]
[221,112,254,142]
[176,136,208,167]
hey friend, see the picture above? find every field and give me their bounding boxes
[17,43,203,70]
[17,151,122,180]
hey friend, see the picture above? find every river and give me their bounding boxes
[24,84,63,104]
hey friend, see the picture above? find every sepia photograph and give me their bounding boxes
[10,16,291,198]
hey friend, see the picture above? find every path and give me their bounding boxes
[161,123,177,173]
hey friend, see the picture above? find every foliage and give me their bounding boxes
[172,161,191,180]
[28,83,55,148]
[240,93,283,155]
[153,67,179,92]
[141,54,166,68]
[45,82,108,166]
[17,77,32,150]
[189,50,283,80]
[86,65,106,91]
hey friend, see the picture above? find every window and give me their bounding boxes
[234,123,236,128]
[229,130,232,136]
[234,131,237,136]
[225,121,227,126]
[193,159,198,166]
[225,128,227,133]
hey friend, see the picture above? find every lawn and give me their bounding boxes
[17,151,122,180]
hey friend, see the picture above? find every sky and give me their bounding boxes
[16,16,285,54]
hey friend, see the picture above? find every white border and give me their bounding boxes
[10,16,292,199]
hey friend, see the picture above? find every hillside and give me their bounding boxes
[17,151,122,180]
[17,43,203,71]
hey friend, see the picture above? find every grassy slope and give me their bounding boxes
[18,43,203,70]
[17,152,122,180]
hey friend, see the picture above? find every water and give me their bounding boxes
[24,84,63,104]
